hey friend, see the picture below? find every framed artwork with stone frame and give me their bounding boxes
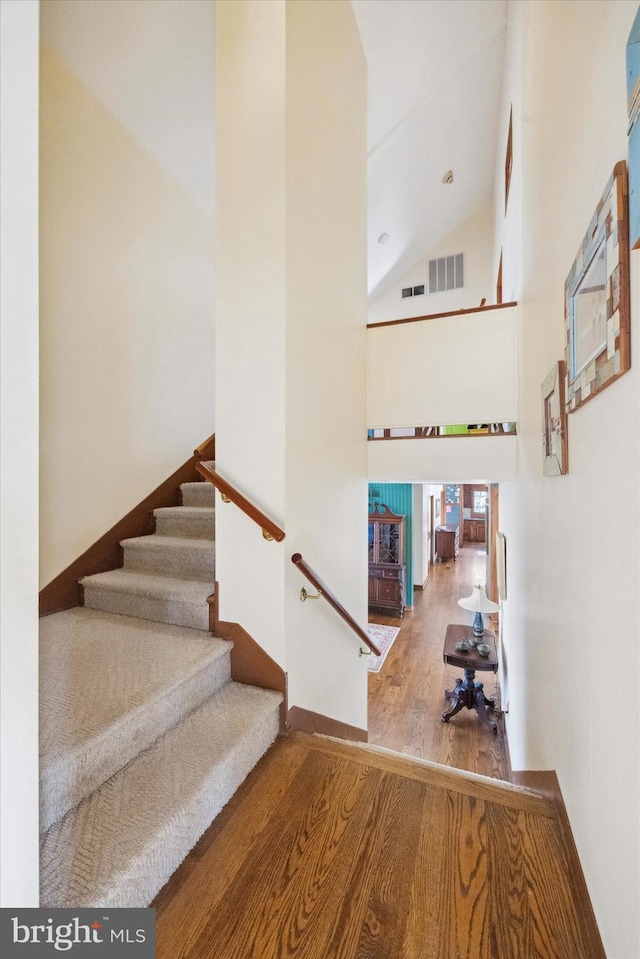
[627,6,640,249]
[564,161,630,414]
[541,360,568,476]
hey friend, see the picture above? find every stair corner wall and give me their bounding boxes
[39,436,216,618]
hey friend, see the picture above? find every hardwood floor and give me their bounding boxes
[153,732,605,959]
[152,548,606,957]
[368,545,511,781]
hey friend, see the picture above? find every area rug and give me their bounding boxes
[366,623,400,673]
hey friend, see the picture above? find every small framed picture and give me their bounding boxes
[565,161,630,413]
[541,360,568,476]
[496,532,507,602]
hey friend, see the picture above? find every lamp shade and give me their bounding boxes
[458,584,500,614]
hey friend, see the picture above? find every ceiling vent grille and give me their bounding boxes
[428,253,465,294]
[401,285,425,299]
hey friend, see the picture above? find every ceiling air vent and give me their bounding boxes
[413,285,425,296]
[428,253,464,294]
[402,287,413,298]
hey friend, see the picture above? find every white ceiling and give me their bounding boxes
[42,0,506,296]
[352,0,508,298]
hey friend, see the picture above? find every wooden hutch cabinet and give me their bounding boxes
[368,504,406,618]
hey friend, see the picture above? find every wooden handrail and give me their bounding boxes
[196,462,285,543]
[367,300,518,330]
[291,553,381,657]
[194,433,216,459]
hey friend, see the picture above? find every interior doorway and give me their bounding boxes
[460,484,489,547]
[367,544,509,779]
[436,482,498,598]
[367,480,506,779]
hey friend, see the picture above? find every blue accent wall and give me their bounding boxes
[368,483,413,600]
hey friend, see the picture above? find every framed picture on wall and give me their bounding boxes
[627,7,640,249]
[496,531,507,602]
[564,161,631,413]
[541,360,568,476]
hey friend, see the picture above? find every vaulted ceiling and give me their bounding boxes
[42,0,507,301]
[352,0,508,298]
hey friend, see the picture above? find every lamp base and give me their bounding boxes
[472,611,485,638]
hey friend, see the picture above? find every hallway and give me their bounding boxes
[368,546,511,781]
[152,546,605,959]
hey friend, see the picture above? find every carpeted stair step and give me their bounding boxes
[153,505,215,539]
[181,480,215,508]
[121,534,215,580]
[81,569,212,629]
[40,608,232,833]
[40,682,283,908]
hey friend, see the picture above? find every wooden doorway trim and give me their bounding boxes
[429,495,435,565]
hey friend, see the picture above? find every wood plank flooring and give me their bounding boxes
[153,732,605,959]
[152,546,605,957]
[368,546,511,780]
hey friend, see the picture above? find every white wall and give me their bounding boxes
[495,3,639,956]
[368,435,516,484]
[368,203,495,324]
[215,0,287,664]
[492,0,523,305]
[215,0,368,731]
[412,485,429,586]
[0,0,40,906]
[368,305,518,427]
[41,0,215,214]
[39,3,215,586]
[284,0,368,726]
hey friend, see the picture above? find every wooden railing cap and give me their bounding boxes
[367,300,518,330]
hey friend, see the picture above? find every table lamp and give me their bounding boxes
[458,584,500,642]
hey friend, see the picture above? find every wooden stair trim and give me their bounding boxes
[193,434,215,458]
[296,732,556,818]
[367,299,518,329]
[215,619,286,696]
[213,582,286,709]
[39,434,216,617]
[512,770,607,958]
[216,620,287,734]
[286,706,368,743]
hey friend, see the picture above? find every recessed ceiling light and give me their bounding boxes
[377,232,390,245]
[442,170,454,185]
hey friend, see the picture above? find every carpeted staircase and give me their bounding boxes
[39,472,283,908]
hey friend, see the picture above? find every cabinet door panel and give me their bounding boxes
[378,580,399,602]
